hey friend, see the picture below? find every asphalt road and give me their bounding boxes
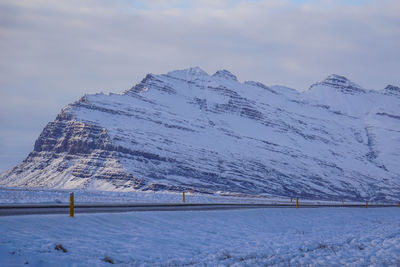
[0,203,398,216]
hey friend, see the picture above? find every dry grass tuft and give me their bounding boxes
[103,256,115,264]
[54,244,67,253]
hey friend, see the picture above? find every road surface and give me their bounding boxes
[0,203,397,216]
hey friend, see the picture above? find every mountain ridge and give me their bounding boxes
[1,67,399,201]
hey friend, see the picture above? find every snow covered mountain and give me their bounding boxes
[1,68,399,201]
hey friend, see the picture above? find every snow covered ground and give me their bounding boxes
[0,187,285,204]
[0,187,359,205]
[1,207,399,266]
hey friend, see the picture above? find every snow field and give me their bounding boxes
[0,187,282,204]
[0,208,399,266]
[0,187,364,205]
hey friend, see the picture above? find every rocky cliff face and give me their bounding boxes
[1,67,399,201]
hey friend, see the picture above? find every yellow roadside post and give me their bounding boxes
[183,192,186,203]
[366,201,368,208]
[342,199,344,205]
[398,202,400,208]
[70,192,74,217]
[296,198,299,209]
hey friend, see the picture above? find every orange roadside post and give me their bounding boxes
[70,193,74,217]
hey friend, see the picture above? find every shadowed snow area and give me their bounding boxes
[1,67,400,202]
[0,208,399,266]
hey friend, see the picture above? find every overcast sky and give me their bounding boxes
[0,0,399,172]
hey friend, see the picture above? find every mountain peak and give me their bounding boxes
[310,74,365,94]
[167,67,209,80]
[212,69,238,81]
[384,85,400,95]
[125,73,155,94]
[325,74,349,82]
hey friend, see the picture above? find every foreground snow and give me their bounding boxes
[1,208,399,266]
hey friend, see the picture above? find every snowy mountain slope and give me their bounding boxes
[1,68,399,201]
